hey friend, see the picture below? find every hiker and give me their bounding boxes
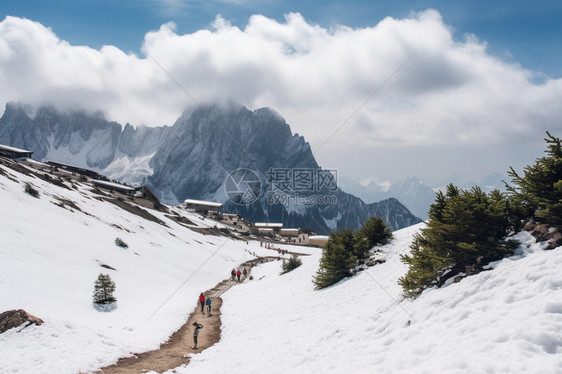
[243,267,248,279]
[199,293,205,314]
[206,297,212,316]
[236,269,241,282]
[193,322,203,349]
[231,269,236,281]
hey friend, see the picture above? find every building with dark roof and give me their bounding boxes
[93,179,137,195]
[46,161,103,179]
[0,145,33,160]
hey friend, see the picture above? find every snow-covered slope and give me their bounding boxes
[1,159,560,374]
[0,160,290,373]
[185,227,562,374]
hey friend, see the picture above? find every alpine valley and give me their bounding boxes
[0,101,421,233]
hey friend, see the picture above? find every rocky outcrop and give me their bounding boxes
[0,309,44,333]
[523,221,562,249]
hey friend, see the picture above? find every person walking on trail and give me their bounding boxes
[243,267,248,279]
[192,322,203,349]
[206,297,212,316]
[231,269,236,281]
[199,293,205,314]
[236,269,241,282]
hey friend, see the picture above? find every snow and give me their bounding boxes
[308,235,329,241]
[1,161,562,374]
[44,134,95,170]
[183,227,562,374]
[0,163,279,373]
[0,144,33,153]
[184,198,223,208]
[323,212,341,231]
[103,153,155,185]
[92,179,136,191]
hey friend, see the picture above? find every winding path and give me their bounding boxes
[98,257,279,374]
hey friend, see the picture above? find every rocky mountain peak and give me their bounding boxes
[0,101,421,233]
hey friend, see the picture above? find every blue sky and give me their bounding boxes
[3,0,562,77]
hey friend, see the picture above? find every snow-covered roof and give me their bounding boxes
[184,199,223,208]
[254,222,283,228]
[92,179,136,192]
[0,144,33,153]
[308,235,329,240]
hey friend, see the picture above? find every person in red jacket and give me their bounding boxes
[199,292,205,314]
[231,268,236,281]
[236,269,241,283]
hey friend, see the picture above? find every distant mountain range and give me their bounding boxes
[0,102,421,234]
[339,173,508,220]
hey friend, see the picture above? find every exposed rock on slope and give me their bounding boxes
[0,309,44,334]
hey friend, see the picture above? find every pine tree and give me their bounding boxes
[24,183,39,198]
[357,217,393,250]
[93,273,116,304]
[506,131,562,225]
[281,255,303,274]
[399,185,518,297]
[313,217,393,289]
[115,238,128,248]
[313,230,357,289]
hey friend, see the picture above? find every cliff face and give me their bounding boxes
[147,104,318,202]
[0,102,421,233]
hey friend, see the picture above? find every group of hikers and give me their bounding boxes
[192,292,212,349]
[192,266,250,349]
[230,267,248,282]
[260,242,291,255]
[198,292,212,316]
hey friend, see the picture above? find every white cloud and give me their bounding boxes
[0,11,561,182]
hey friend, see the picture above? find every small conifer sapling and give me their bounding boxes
[93,273,116,305]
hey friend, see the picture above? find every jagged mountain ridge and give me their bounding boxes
[0,102,171,169]
[339,175,437,220]
[147,103,318,203]
[0,101,421,233]
[340,173,509,220]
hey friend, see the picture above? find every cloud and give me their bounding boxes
[0,11,561,181]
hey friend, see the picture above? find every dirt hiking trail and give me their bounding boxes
[98,256,279,374]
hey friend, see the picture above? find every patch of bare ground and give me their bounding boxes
[165,214,195,226]
[104,197,168,227]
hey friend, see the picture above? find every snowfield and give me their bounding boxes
[183,226,562,374]
[1,161,561,374]
[0,162,288,373]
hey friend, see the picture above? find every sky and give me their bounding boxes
[1,0,562,185]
